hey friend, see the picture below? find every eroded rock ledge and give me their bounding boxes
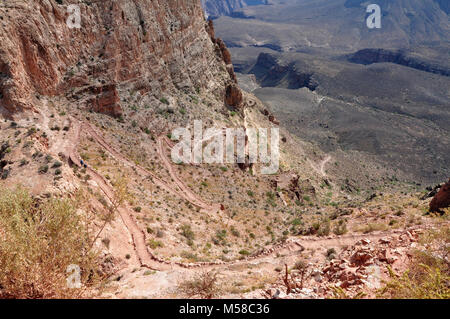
[0,0,238,117]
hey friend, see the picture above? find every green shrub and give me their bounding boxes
[378,228,450,299]
[38,165,49,174]
[19,159,28,167]
[379,264,449,299]
[239,249,251,256]
[180,224,195,241]
[148,239,164,249]
[52,161,62,168]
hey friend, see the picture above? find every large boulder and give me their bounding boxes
[429,178,450,213]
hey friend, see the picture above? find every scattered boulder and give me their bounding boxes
[350,249,374,266]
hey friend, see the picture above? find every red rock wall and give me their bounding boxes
[0,0,233,116]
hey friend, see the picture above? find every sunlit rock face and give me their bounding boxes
[0,0,236,117]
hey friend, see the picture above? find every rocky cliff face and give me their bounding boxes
[0,0,236,118]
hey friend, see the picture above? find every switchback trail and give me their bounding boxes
[158,136,221,213]
[82,121,217,212]
[67,119,172,270]
[64,117,421,273]
[320,155,332,176]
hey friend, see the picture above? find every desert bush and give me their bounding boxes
[292,260,309,289]
[133,206,142,212]
[333,219,347,235]
[178,271,221,299]
[331,286,366,299]
[231,226,240,237]
[52,161,62,168]
[239,249,250,256]
[19,159,29,166]
[0,186,99,298]
[38,164,49,174]
[317,219,331,237]
[326,248,337,260]
[356,222,387,234]
[148,239,163,249]
[379,264,449,299]
[1,169,10,180]
[180,224,195,241]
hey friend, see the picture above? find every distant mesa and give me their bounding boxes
[347,49,450,77]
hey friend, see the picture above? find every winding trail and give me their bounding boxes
[62,117,419,273]
[319,155,332,176]
[157,136,220,212]
[67,120,173,270]
[307,155,332,178]
[82,121,218,212]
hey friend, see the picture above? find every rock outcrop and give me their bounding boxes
[206,19,237,83]
[430,179,450,213]
[225,83,243,109]
[0,0,235,118]
[87,84,122,118]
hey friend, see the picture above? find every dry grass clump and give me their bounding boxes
[354,222,388,234]
[0,186,99,298]
[378,227,450,299]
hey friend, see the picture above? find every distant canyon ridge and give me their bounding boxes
[202,0,270,18]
